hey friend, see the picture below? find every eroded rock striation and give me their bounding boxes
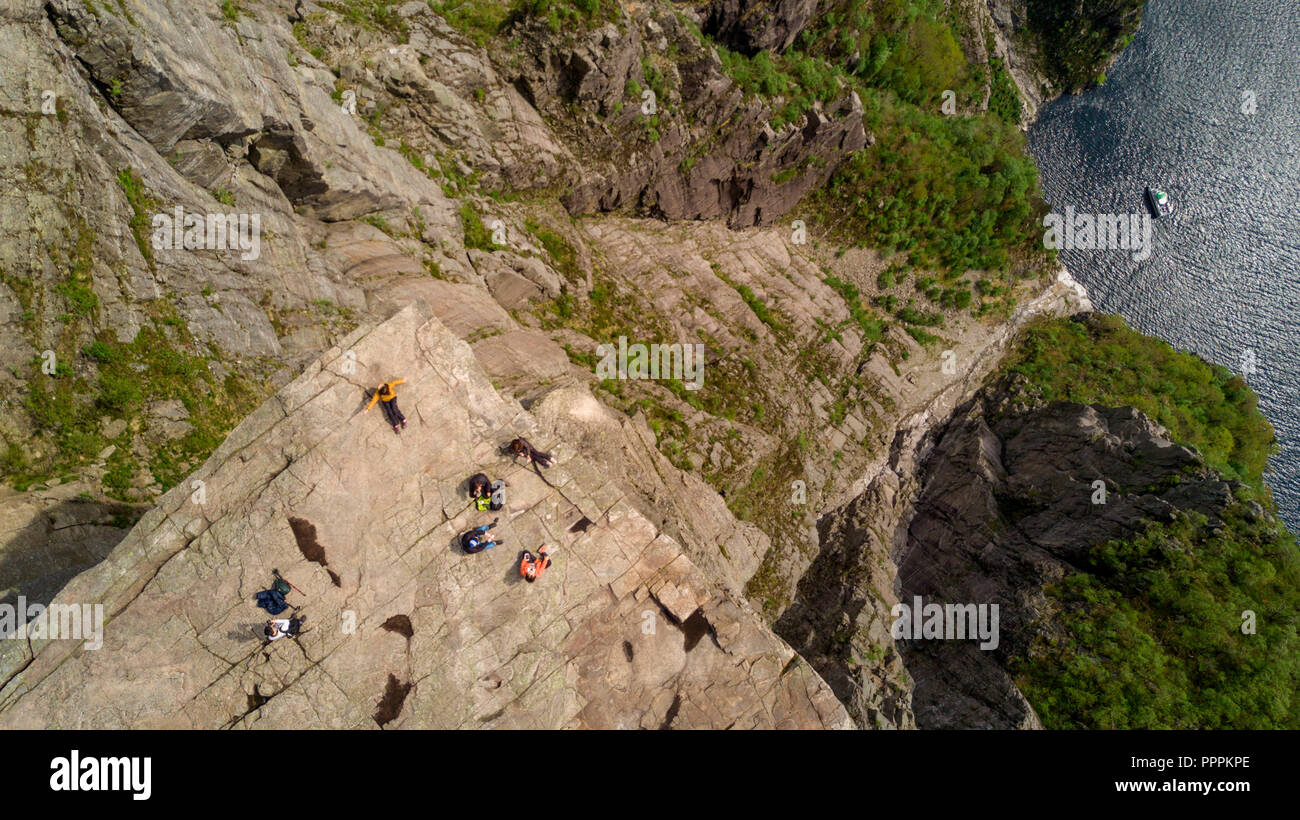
[0,303,850,729]
[0,0,1199,731]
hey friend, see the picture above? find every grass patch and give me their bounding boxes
[823,275,885,343]
[116,168,157,268]
[459,203,495,251]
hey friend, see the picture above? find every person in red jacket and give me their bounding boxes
[519,545,552,583]
[364,379,407,433]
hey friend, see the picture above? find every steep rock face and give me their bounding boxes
[772,272,1090,728]
[781,357,1247,731]
[982,0,1054,124]
[0,484,133,611]
[984,0,1148,121]
[0,0,1118,730]
[509,9,868,227]
[0,302,851,729]
[702,0,823,54]
[896,372,1238,728]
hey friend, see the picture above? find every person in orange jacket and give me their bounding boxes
[365,379,407,433]
[519,545,552,583]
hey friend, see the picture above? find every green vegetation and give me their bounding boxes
[1005,314,1274,486]
[704,0,1052,273]
[292,19,326,61]
[717,47,844,130]
[427,0,616,44]
[362,213,400,238]
[11,310,266,497]
[116,168,156,267]
[844,8,970,106]
[714,270,783,334]
[427,0,511,46]
[1027,0,1145,91]
[512,0,620,33]
[1004,314,1297,728]
[734,283,780,331]
[1018,505,1300,729]
[813,94,1043,271]
[321,0,410,42]
[524,218,581,282]
[459,203,495,251]
[823,275,884,343]
[987,57,1021,125]
[54,225,98,318]
[895,304,942,327]
[433,152,482,197]
[793,0,983,109]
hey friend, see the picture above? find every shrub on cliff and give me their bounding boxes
[1018,506,1300,729]
[1006,313,1275,487]
[1027,0,1146,91]
[1005,314,1298,729]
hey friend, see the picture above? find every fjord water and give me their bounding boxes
[1028,0,1300,529]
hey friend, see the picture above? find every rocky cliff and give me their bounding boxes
[985,0,1149,120]
[893,370,1239,728]
[4,0,1278,732]
[0,0,921,728]
[0,301,852,728]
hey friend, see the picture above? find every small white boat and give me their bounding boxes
[1145,186,1174,217]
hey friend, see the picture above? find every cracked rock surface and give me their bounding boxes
[0,303,850,729]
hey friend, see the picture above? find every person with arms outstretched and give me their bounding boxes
[365,379,407,434]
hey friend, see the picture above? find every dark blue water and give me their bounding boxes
[1028,0,1300,530]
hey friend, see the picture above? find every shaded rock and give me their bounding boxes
[702,0,823,54]
[893,373,1235,729]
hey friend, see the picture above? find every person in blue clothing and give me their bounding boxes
[460,519,502,554]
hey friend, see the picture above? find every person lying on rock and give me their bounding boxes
[460,519,502,554]
[508,437,553,468]
[264,614,306,642]
[364,379,407,434]
[519,545,552,583]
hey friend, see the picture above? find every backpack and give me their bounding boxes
[489,480,505,511]
[272,571,292,596]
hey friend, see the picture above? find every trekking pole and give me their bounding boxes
[272,569,305,595]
